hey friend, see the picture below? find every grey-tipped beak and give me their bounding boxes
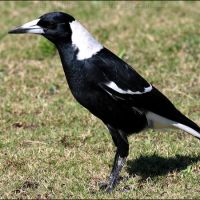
[8,28,23,34]
[8,27,32,34]
[8,18,44,34]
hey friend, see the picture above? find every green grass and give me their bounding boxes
[1,1,200,199]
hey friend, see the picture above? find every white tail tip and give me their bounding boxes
[173,123,200,139]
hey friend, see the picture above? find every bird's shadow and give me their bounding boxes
[126,154,200,181]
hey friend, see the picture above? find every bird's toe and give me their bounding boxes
[98,181,109,190]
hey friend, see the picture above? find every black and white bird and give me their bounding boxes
[9,12,200,192]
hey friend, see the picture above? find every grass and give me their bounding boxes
[1,1,200,199]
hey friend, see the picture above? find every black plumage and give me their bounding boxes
[8,12,200,192]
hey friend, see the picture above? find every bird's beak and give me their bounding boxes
[8,19,44,34]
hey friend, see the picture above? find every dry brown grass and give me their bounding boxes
[1,1,200,199]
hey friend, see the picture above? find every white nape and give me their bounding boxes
[106,81,152,95]
[70,20,103,60]
[146,111,200,139]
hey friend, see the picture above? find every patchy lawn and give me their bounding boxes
[1,1,200,199]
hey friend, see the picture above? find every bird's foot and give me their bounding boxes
[98,181,108,190]
[98,181,114,193]
[98,176,120,193]
[98,176,129,193]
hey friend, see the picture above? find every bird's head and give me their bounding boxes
[8,12,103,60]
[8,12,75,43]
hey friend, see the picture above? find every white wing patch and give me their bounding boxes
[70,20,103,60]
[105,81,152,95]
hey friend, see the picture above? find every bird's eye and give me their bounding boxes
[42,22,56,29]
[47,23,56,29]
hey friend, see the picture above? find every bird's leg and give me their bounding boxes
[99,126,129,192]
[106,150,126,192]
[99,151,126,192]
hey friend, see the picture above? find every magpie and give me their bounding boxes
[8,12,200,192]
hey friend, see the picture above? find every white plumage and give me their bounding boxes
[70,20,103,60]
[146,111,200,139]
[106,81,152,95]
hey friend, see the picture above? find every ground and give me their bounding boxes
[1,1,200,199]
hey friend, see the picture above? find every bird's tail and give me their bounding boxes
[147,110,200,139]
[146,87,200,139]
[173,123,200,139]
[172,112,200,140]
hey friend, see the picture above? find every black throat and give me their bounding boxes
[54,40,86,96]
[55,41,78,75]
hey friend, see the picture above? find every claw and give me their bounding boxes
[98,176,119,193]
[98,181,114,193]
[98,181,108,190]
[105,186,113,193]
